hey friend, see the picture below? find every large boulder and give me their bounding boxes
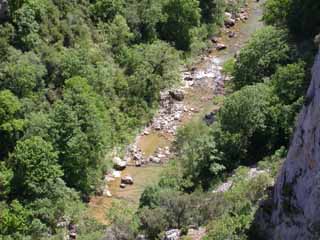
[169,90,184,101]
[225,18,236,27]
[224,12,235,27]
[113,157,127,171]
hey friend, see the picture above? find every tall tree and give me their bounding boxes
[9,136,62,198]
[159,0,201,50]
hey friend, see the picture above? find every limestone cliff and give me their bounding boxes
[252,48,320,239]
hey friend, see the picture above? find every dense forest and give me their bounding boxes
[0,0,320,239]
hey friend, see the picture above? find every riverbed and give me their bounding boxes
[88,0,265,224]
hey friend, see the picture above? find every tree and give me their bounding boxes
[216,83,281,167]
[0,162,13,200]
[159,0,201,50]
[0,51,46,97]
[9,136,62,198]
[175,121,224,191]
[0,90,24,158]
[12,3,41,50]
[199,0,225,25]
[0,200,31,236]
[90,0,125,22]
[287,0,320,38]
[233,26,291,89]
[271,61,306,104]
[118,41,180,122]
[51,77,109,195]
[106,200,140,240]
[139,207,169,239]
[102,14,133,55]
[136,0,167,41]
[263,0,291,27]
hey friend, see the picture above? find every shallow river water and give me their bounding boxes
[88,0,265,224]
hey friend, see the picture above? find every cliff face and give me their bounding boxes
[254,49,320,240]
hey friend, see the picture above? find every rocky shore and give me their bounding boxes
[98,4,252,198]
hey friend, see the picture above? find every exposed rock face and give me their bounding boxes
[254,50,320,239]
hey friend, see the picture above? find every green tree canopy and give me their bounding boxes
[159,0,201,50]
[233,26,291,89]
[9,136,62,198]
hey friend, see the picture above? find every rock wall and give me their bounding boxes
[253,48,320,240]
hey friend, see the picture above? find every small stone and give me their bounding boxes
[103,188,112,197]
[169,90,185,101]
[120,183,126,188]
[112,170,121,178]
[210,36,219,43]
[184,76,193,81]
[144,130,150,135]
[150,156,161,163]
[216,43,227,50]
[121,175,134,185]
[228,31,236,38]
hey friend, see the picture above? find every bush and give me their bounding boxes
[270,61,306,104]
[159,0,201,50]
[233,26,291,90]
[215,83,282,167]
[175,121,224,191]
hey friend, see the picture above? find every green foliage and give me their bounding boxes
[175,121,224,191]
[233,26,291,89]
[52,77,109,195]
[139,207,169,239]
[199,0,225,25]
[264,0,320,38]
[225,0,246,14]
[258,147,286,177]
[159,0,201,50]
[90,0,125,22]
[0,51,46,97]
[9,136,62,198]
[0,90,24,157]
[118,41,180,122]
[189,25,209,57]
[222,58,236,75]
[0,162,13,200]
[270,61,306,104]
[106,200,140,240]
[216,83,282,167]
[102,15,134,55]
[204,168,273,240]
[0,200,31,236]
[263,0,291,27]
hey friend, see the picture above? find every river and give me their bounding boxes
[88,0,265,224]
